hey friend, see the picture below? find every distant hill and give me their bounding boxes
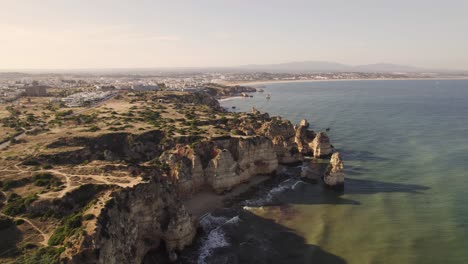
[239,61,436,73]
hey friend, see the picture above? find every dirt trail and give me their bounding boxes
[37,169,142,199]
[0,212,51,246]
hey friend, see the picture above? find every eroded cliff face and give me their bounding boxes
[159,145,205,195]
[206,137,278,193]
[68,109,338,263]
[257,117,303,164]
[161,136,278,194]
[294,119,316,156]
[310,132,333,158]
[71,180,196,264]
[323,152,345,190]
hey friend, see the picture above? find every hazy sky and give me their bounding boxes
[1,0,468,70]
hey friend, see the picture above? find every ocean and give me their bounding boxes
[170,79,468,264]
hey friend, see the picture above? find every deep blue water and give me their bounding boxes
[217,79,468,264]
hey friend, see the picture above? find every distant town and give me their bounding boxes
[1,70,467,105]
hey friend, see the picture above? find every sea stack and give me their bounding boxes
[323,152,345,190]
[309,132,333,158]
[299,119,310,128]
[294,119,316,155]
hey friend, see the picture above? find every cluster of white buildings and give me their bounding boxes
[61,91,114,107]
[0,88,23,103]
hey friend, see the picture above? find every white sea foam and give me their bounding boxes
[197,228,229,264]
[292,180,306,190]
[197,215,240,264]
[243,179,299,206]
[217,96,243,102]
[199,213,229,232]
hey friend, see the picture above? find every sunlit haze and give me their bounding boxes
[1,0,468,70]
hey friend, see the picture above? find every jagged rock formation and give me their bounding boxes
[71,180,196,264]
[309,132,333,158]
[207,137,278,193]
[299,119,309,128]
[294,120,316,155]
[162,136,278,194]
[323,152,344,190]
[159,145,205,195]
[258,117,302,164]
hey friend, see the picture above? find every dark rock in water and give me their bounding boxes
[326,127,331,132]
[323,152,344,191]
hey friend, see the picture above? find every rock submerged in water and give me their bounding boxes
[309,132,333,158]
[323,152,344,190]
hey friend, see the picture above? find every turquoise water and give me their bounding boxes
[218,80,468,264]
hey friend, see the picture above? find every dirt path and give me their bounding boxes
[37,169,142,199]
[0,212,50,246]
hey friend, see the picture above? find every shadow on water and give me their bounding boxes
[266,177,429,206]
[344,178,430,195]
[177,210,347,264]
[345,165,370,176]
[339,149,390,162]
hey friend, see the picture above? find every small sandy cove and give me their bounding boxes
[183,175,269,219]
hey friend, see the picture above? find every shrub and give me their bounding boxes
[84,125,100,132]
[48,213,82,246]
[13,219,25,225]
[2,178,31,191]
[2,193,37,216]
[55,110,73,118]
[33,173,62,188]
[15,246,64,264]
[82,214,95,221]
[41,164,53,169]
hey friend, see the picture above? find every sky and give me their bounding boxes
[1,0,468,70]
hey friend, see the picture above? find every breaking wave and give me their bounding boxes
[197,215,241,264]
[243,178,301,206]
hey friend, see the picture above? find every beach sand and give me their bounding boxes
[183,175,269,219]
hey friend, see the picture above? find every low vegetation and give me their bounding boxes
[15,246,64,264]
[2,193,37,216]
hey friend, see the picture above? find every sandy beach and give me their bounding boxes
[183,175,269,219]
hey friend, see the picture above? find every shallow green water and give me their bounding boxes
[219,80,468,264]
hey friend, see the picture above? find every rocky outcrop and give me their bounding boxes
[206,137,278,193]
[294,120,316,155]
[309,132,333,158]
[257,117,302,164]
[323,152,344,190]
[159,145,205,195]
[71,180,196,264]
[162,137,278,194]
[299,119,309,128]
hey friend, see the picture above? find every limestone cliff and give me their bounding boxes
[323,152,345,190]
[70,180,196,264]
[159,145,205,195]
[294,119,316,155]
[309,132,333,158]
[257,117,302,164]
[206,136,278,193]
[161,136,278,194]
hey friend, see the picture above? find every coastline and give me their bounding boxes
[225,76,468,87]
[183,175,270,219]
